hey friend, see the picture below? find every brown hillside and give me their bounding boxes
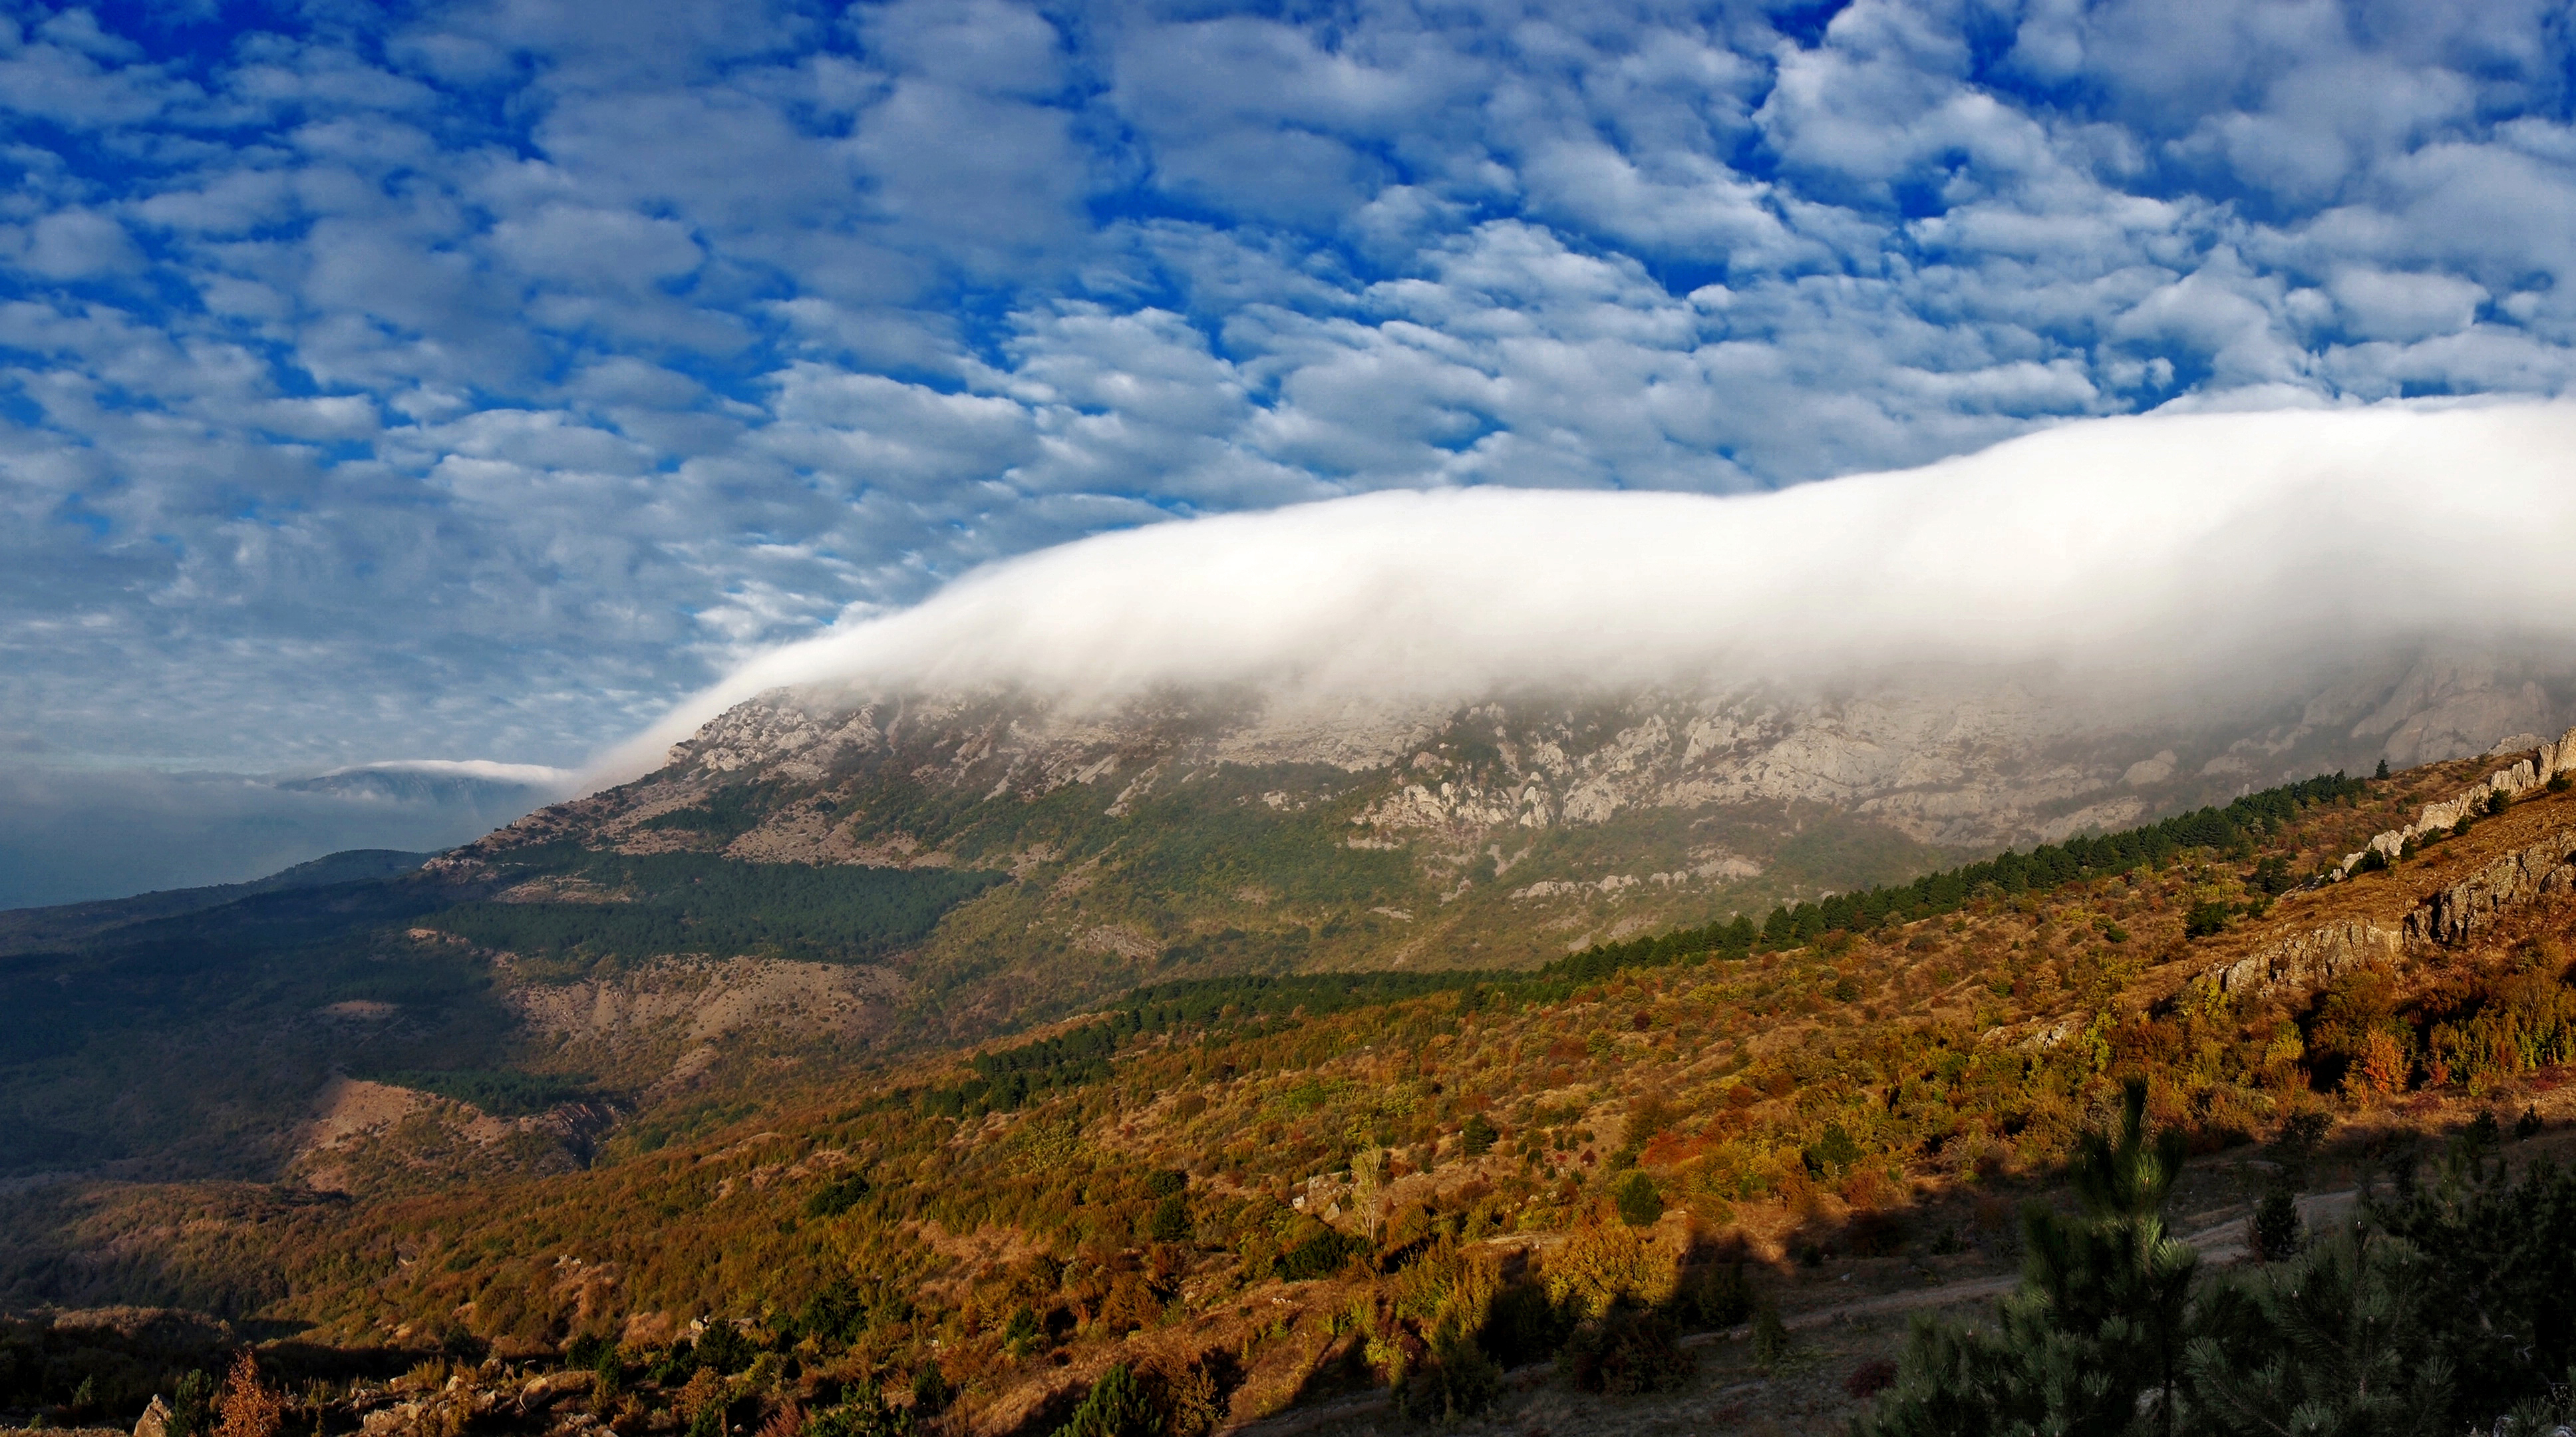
[14,744,2576,1437]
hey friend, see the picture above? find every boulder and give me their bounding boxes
[133,1397,173,1437]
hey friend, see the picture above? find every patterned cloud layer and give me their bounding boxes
[6,0,2576,780]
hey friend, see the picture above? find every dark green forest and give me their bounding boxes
[426,852,1007,969]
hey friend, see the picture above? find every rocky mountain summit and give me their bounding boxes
[403,654,2575,1042]
[481,651,2569,877]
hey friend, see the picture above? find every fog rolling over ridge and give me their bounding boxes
[605,402,2576,785]
[17,400,2567,910]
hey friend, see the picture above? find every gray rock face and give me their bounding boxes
[2405,829,2576,947]
[2338,724,2576,874]
[624,657,2576,860]
[2207,921,2406,997]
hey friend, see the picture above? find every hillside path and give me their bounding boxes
[1220,1189,2362,1437]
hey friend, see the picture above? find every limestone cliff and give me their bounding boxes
[2205,919,2406,998]
[2406,828,2576,947]
[512,653,2576,870]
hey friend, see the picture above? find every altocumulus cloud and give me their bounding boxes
[7,0,2576,881]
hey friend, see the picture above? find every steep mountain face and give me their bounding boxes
[561,652,2567,854]
[0,654,2558,1190]
[432,657,2569,1032]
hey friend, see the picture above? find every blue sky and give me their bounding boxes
[5,0,2576,788]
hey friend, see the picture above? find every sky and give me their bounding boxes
[8,0,2576,897]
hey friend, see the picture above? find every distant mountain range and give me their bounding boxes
[0,760,566,909]
[0,848,433,957]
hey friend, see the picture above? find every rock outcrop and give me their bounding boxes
[2203,803,2576,1001]
[2206,920,2405,997]
[2404,828,2576,947]
[2338,724,2576,875]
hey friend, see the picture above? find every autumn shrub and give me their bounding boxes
[1543,1209,1669,1320]
[1667,1260,1754,1331]
[1095,1271,1165,1334]
[796,1281,868,1349]
[2354,1030,2410,1098]
[1001,1308,1043,1359]
[1394,1327,1502,1422]
[1802,1124,1862,1176]
[214,1354,285,1437]
[804,1175,871,1220]
[1276,1227,1359,1281]
[1384,1239,1500,1330]
[1138,1358,1224,1437]
[1845,1207,1909,1257]
[2311,971,2410,1094]
[695,1323,756,1375]
[1476,1281,1575,1368]
[806,1383,911,1437]
[676,1369,726,1424]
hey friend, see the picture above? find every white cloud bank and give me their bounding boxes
[603,400,2576,778]
[319,759,583,789]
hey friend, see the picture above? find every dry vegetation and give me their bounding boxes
[15,752,2576,1435]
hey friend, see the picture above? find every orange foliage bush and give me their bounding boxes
[215,1353,285,1437]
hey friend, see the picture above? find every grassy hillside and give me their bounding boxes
[17,748,2576,1434]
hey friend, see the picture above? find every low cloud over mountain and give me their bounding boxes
[612,402,2576,777]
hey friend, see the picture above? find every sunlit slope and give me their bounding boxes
[23,738,2576,1404]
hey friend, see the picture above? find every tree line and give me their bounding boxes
[1542,770,2366,984]
[921,770,2370,1120]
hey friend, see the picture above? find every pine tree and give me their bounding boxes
[1855,1080,2196,1437]
[2181,1229,2452,1436]
[1054,1365,1158,1437]
[2245,1186,2301,1263]
[2364,1156,2576,1420]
